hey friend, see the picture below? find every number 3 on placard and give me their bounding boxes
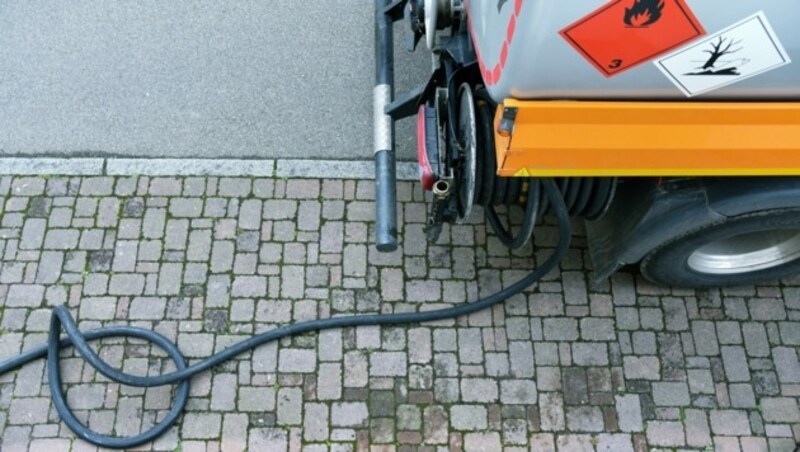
[608,59,623,69]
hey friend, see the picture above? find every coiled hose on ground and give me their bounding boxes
[0,178,571,449]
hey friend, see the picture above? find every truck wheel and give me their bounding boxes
[640,209,800,288]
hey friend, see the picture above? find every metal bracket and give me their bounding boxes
[383,0,408,22]
[385,68,443,121]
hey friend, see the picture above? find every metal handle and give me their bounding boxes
[374,0,398,252]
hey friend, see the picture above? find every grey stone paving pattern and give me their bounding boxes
[0,175,798,451]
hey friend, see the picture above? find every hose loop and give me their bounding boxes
[0,179,571,449]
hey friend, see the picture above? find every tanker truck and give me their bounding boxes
[373,0,800,288]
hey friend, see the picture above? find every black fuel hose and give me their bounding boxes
[0,178,571,449]
[486,178,541,250]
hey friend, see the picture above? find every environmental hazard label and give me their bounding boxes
[655,12,792,97]
[560,0,706,77]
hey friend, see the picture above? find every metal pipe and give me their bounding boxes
[374,0,398,252]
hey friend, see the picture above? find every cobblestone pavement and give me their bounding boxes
[0,175,798,452]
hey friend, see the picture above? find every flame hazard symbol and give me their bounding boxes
[624,0,665,27]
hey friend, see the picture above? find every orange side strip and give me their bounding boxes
[494,100,800,177]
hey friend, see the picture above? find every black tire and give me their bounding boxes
[640,209,800,288]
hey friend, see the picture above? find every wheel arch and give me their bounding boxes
[585,177,800,282]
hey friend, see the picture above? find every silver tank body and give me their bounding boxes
[468,0,800,100]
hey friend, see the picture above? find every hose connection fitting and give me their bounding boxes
[433,179,452,199]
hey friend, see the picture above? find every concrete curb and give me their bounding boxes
[0,158,418,180]
[0,158,105,175]
[106,159,276,177]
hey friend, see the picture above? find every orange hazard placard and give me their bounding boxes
[560,0,706,77]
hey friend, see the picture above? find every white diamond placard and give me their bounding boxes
[655,11,791,97]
